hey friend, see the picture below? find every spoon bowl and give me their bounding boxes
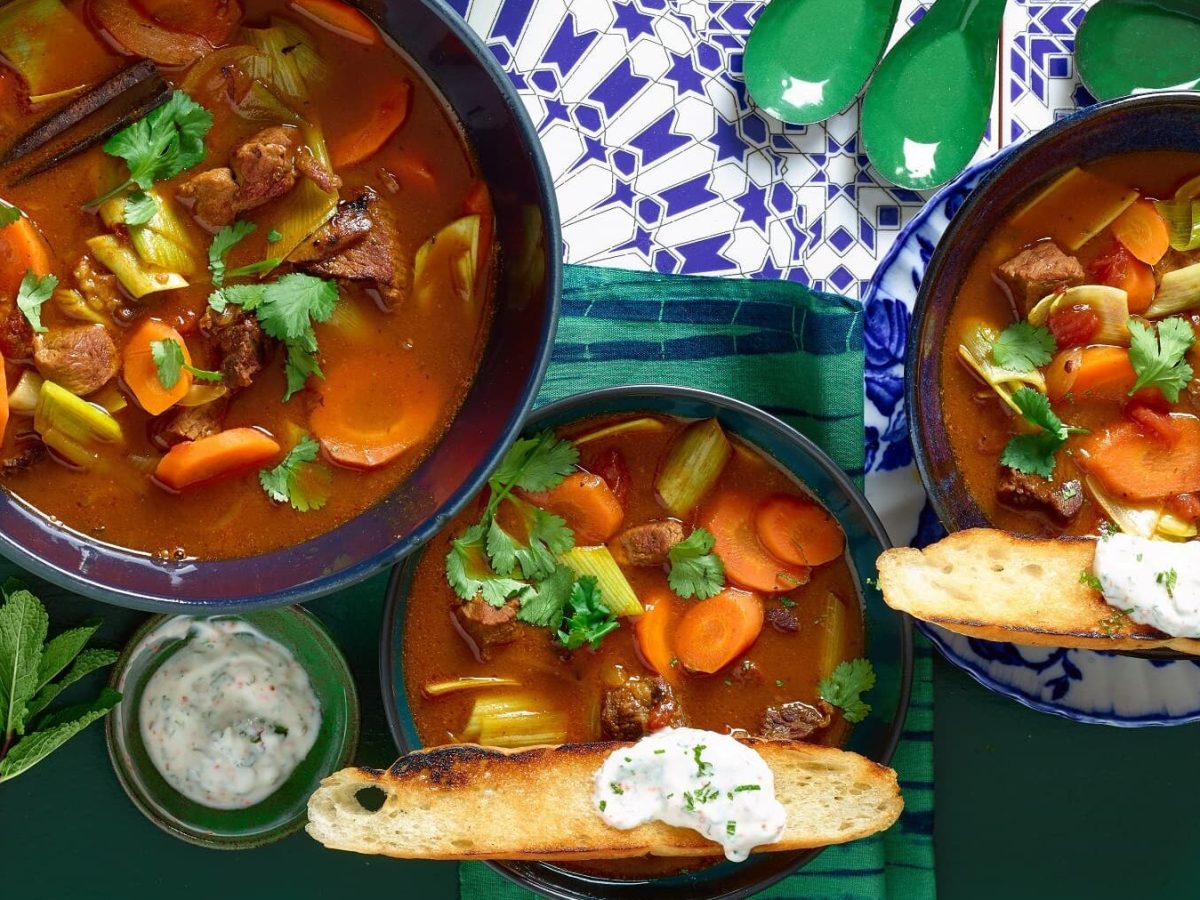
[1077,0,1200,101]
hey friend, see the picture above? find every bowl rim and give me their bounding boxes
[378,384,915,900]
[0,0,562,614]
[104,605,361,849]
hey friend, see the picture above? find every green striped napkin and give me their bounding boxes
[460,264,935,899]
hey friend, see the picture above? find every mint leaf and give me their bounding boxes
[0,589,48,738]
[16,271,57,334]
[991,322,1056,372]
[25,648,118,721]
[818,658,876,724]
[1128,318,1195,403]
[0,688,120,783]
[668,527,725,599]
[34,620,100,691]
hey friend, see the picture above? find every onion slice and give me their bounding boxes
[89,0,210,66]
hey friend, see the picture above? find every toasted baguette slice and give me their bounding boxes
[306,741,902,861]
[877,528,1200,654]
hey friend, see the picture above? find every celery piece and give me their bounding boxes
[572,416,666,446]
[957,321,1047,414]
[34,381,123,468]
[7,370,42,414]
[458,692,568,748]
[85,236,187,299]
[654,418,732,517]
[559,545,643,617]
[815,592,848,681]
[1145,262,1200,319]
[413,215,481,306]
[422,677,520,698]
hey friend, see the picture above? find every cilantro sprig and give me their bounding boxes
[1000,387,1085,479]
[0,582,121,783]
[88,90,213,207]
[668,527,725,599]
[991,322,1055,373]
[557,576,619,650]
[208,221,280,286]
[818,658,876,724]
[15,270,57,334]
[150,338,222,390]
[0,199,21,229]
[259,435,331,512]
[1128,318,1195,403]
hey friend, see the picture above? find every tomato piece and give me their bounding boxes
[1047,305,1100,349]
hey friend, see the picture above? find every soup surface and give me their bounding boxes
[942,151,1200,539]
[0,0,492,558]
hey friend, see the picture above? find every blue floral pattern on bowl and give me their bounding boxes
[862,150,1200,728]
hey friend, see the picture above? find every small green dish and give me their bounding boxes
[105,606,359,850]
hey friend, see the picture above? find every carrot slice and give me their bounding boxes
[754,494,845,567]
[522,472,624,544]
[0,215,53,300]
[309,355,444,470]
[289,0,378,44]
[1112,199,1170,266]
[702,491,810,593]
[634,587,679,684]
[155,427,280,490]
[123,319,192,416]
[1077,415,1200,500]
[674,588,764,674]
[1047,345,1136,402]
[329,82,411,168]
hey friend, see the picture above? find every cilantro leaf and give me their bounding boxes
[0,200,21,229]
[15,270,57,334]
[485,518,520,576]
[668,527,725,599]
[489,431,579,497]
[257,273,339,342]
[259,435,331,512]
[1000,387,1079,480]
[89,90,213,206]
[149,339,222,390]
[818,658,876,724]
[512,504,575,581]
[123,191,158,226]
[517,565,576,629]
[226,258,281,280]
[267,228,282,243]
[445,524,533,607]
[1128,318,1195,403]
[283,340,323,402]
[557,576,619,650]
[208,221,257,287]
[991,322,1056,372]
[207,283,266,314]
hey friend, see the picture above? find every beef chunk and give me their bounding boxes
[73,254,121,313]
[766,606,799,634]
[614,519,686,567]
[0,310,33,361]
[152,400,228,448]
[231,126,300,211]
[997,241,1084,312]
[600,676,684,741]
[997,467,1083,524]
[761,700,833,741]
[199,307,268,389]
[453,598,519,660]
[295,189,406,301]
[178,167,239,227]
[33,325,118,395]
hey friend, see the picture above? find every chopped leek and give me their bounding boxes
[654,418,732,517]
[99,188,201,276]
[0,0,110,101]
[237,80,304,125]
[414,215,481,306]
[52,288,107,327]
[260,125,338,267]
[957,321,1046,414]
[1154,199,1200,252]
[558,545,643,617]
[1085,476,1160,540]
[7,370,42,414]
[573,417,666,446]
[1027,285,1130,345]
[458,692,568,748]
[422,677,520,698]
[243,18,328,101]
[1145,263,1200,319]
[85,236,188,299]
[1008,167,1139,251]
[34,381,123,468]
[1176,174,1200,201]
[815,592,848,681]
[90,384,127,414]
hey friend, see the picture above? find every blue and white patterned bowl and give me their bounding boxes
[863,96,1200,726]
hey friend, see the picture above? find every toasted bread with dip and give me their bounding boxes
[877,528,1200,654]
[305,740,902,861]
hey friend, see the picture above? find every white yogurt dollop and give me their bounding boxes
[138,618,322,809]
[1093,534,1200,637]
[593,727,786,862]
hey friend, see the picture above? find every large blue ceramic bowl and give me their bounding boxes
[0,0,561,612]
[380,386,914,900]
[908,91,1200,533]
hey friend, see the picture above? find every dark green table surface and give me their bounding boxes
[4,571,1198,900]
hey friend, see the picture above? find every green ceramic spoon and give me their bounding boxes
[1077,0,1200,101]
[861,0,1008,190]
[743,0,903,125]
